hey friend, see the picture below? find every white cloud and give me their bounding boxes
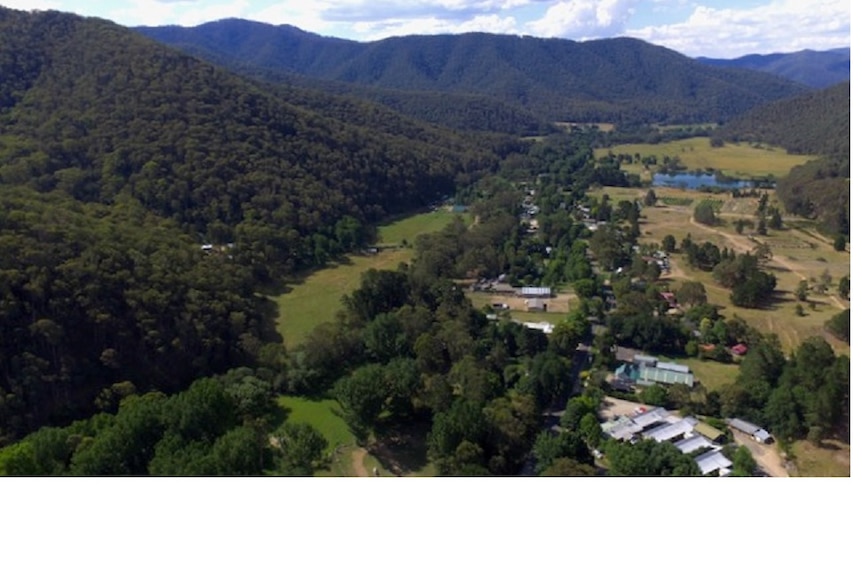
[0,0,62,10]
[626,0,851,57]
[527,0,640,39]
[108,0,250,27]
[352,13,521,40]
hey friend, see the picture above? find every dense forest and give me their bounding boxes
[0,8,508,282]
[0,7,511,443]
[137,18,808,126]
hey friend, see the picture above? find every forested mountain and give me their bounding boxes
[0,6,512,443]
[698,48,850,89]
[0,8,506,281]
[136,18,808,125]
[716,82,850,236]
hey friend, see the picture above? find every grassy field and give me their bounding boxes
[276,395,359,476]
[679,357,740,392]
[275,395,437,477]
[789,439,850,477]
[590,185,850,357]
[275,210,461,349]
[595,137,817,179]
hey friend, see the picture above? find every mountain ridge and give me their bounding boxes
[135,17,809,126]
[697,47,850,88]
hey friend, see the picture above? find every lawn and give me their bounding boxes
[376,210,461,246]
[275,210,461,349]
[595,137,817,179]
[678,357,739,392]
[276,395,437,477]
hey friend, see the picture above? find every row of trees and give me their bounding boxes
[0,369,327,476]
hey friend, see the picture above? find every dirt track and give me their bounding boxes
[730,429,789,477]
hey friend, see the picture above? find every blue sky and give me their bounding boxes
[1,0,851,58]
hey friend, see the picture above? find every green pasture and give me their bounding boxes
[595,137,817,179]
[275,210,461,349]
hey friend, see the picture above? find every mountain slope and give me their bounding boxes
[136,18,809,125]
[0,8,503,280]
[717,82,849,237]
[698,48,850,89]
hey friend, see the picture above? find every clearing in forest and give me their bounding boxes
[275,210,461,349]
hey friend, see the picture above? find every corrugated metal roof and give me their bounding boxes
[521,286,552,296]
[655,361,691,374]
[638,367,695,387]
[642,418,697,443]
[695,450,733,475]
[674,435,715,454]
[728,418,761,435]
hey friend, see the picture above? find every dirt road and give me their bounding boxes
[730,429,789,477]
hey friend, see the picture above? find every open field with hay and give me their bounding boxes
[595,136,817,179]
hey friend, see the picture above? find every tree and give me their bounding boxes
[795,280,809,302]
[838,275,849,300]
[693,200,718,225]
[661,234,676,253]
[825,309,850,343]
[273,422,327,476]
[833,234,846,252]
[676,281,707,308]
[643,188,657,207]
[334,364,389,437]
[768,207,783,230]
[731,445,757,476]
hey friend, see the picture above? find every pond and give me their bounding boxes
[651,172,754,190]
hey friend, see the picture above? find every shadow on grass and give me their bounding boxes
[368,421,433,476]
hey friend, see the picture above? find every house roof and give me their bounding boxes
[695,450,733,475]
[674,435,715,454]
[521,286,552,296]
[638,366,695,387]
[694,422,725,442]
[641,417,697,443]
[655,361,690,374]
[630,407,670,428]
[728,418,761,435]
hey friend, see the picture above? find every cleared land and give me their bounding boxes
[275,210,461,349]
[595,137,817,179]
[788,439,850,477]
[599,186,851,357]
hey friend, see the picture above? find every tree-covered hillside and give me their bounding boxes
[0,6,513,444]
[136,18,808,125]
[0,8,505,281]
[716,82,850,237]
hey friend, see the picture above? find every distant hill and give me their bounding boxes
[135,18,809,127]
[717,82,849,237]
[698,48,849,89]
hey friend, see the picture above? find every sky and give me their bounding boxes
[0,0,852,58]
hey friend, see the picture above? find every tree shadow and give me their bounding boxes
[367,421,433,476]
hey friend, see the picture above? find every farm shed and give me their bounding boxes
[674,435,715,455]
[641,417,698,444]
[521,286,552,297]
[695,450,733,476]
[727,418,773,443]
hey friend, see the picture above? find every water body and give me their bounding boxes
[651,172,754,190]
